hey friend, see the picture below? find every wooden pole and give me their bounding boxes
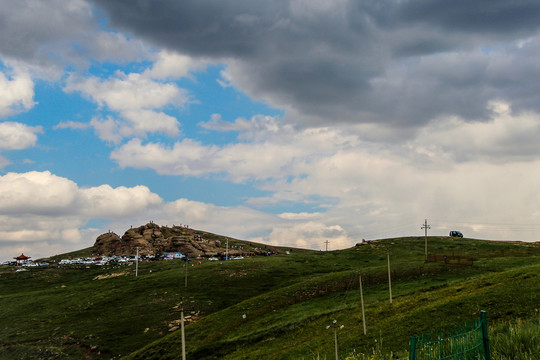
[422,219,431,261]
[359,272,367,335]
[135,247,139,277]
[181,301,186,360]
[387,253,392,304]
[326,320,343,360]
[334,327,338,360]
[425,221,428,260]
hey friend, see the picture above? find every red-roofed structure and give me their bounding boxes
[13,253,31,265]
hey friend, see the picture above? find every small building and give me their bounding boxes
[13,253,31,265]
[162,252,184,259]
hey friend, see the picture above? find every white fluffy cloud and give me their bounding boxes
[111,115,349,181]
[161,199,278,236]
[263,222,349,250]
[60,50,208,143]
[0,68,35,117]
[0,171,162,217]
[87,31,148,63]
[80,184,162,218]
[53,121,90,131]
[90,110,180,144]
[111,138,220,176]
[146,50,209,80]
[0,121,42,150]
[65,71,188,142]
[412,100,540,162]
[0,171,163,260]
[66,72,187,112]
[0,171,80,215]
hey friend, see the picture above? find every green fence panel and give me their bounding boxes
[409,311,490,360]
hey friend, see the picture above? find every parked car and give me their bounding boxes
[449,231,463,238]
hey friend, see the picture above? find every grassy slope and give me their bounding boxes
[124,237,540,360]
[0,236,539,359]
[45,247,94,262]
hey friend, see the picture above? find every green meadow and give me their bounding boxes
[1,236,539,359]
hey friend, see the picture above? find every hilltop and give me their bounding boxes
[1,233,539,359]
[92,222,285,258]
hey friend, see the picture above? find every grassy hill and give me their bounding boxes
[45,246,94,262]
[1,234,539,359]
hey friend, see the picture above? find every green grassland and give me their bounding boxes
[1,235,539,359]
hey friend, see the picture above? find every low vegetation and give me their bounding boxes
[1,235,539,359]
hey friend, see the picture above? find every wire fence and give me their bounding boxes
[426,254,474,266]
[409,311,490,360]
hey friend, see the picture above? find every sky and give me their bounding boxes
[2,0,540,261]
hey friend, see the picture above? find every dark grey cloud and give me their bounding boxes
[91,0,540,129]
[397,0,540,35]
[0,1,92,62]
[91,0,289,57]
[0,0,144,70]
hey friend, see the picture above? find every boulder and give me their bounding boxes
[92,222,282,258]
[93,232,122,255]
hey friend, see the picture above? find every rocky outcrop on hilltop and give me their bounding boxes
[93,232,123,254]
[92,222,281,258]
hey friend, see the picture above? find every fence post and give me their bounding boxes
[481,311,490,360]
[409,336,417,360]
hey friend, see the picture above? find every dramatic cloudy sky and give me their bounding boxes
[2,0,540,261]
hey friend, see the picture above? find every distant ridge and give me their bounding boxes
[92,222,283,258]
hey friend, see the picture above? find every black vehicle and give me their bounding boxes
[449,231,463,238]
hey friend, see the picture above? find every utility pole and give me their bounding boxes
[421,219,431,261]
[180,300,186,360]
[326,320,344,360]
[135,247,139,277]
[359,272,366,335]
[387,253,392,304]
[324,240,329,251]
